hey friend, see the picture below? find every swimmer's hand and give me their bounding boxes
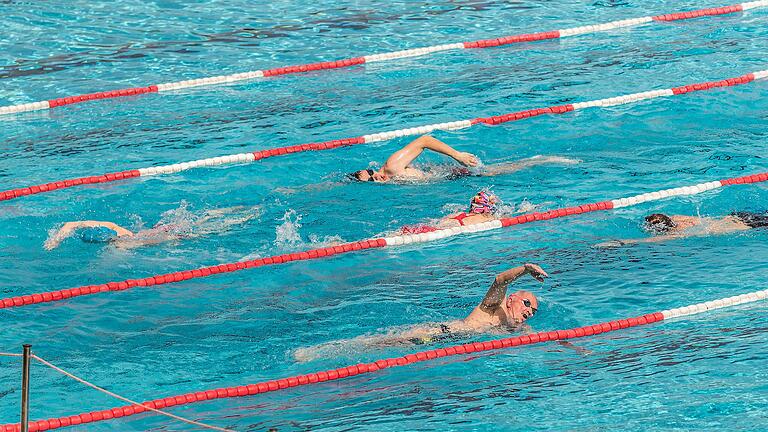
[455,152,479,167]
[274,186,297,195]
[523,263,549,282]
[44,235,65,251]
[594,240,628,249]
[557,341,593,355]
[44,222,78,250]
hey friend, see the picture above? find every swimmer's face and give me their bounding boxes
[505,290,538,324]
[352,169,389,183]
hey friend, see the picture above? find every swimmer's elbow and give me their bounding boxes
[412,135,433,146]
[494,273,513,285]
[478,301,500,313]
[381,165,398,176]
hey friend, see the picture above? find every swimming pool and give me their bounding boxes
[1,0,768,430]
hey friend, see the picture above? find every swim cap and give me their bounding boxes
[644,213,676,234]
[469,191,499,214]
[77,226,118,243]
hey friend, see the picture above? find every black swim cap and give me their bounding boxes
[645,213,676,234]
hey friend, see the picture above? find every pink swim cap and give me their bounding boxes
[469,191,499,214]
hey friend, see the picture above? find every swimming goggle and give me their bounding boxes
[364,169,375,181]
[522,298,537,316]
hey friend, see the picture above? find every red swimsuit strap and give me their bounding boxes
[450,212,471,226]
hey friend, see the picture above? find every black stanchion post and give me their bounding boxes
[21,344,31,432]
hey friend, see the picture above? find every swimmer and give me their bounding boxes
[294,263,547,362]
[348,135,579,183]
[596,211,767,247]
[400,190,501,234]
[44,206,260,250]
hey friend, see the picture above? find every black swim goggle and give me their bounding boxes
[522,298,537,316]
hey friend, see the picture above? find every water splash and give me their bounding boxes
[274,209,304,249]
[134,201,198,240]
[43,224,75,250]
[308,233,345,246]
[438,192,545,221]
[273,209,346,252]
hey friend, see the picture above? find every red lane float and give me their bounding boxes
[0,170,141,202]
[0,313,664,432]
[652,4,743,21]
[1,172,766,311]
[2,69,767,204]
[47,86,158,109]
[463,30,560,49]
[4,286,768,432]
[0,239,386,310]
[1,2,766,117]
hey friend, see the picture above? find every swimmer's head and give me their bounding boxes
[644,213,676,234]
[505,290,538,324]
[348,169,389,183]
[469,190,499,214]
[77,226,118,243]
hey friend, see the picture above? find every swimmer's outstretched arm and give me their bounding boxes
[381,135,478,175]
[480,155,580,176]
[594,234,684,248]
[274,180,343,195]
[44,221,133,250]
[467,264,548,319]
[70,221,133,236]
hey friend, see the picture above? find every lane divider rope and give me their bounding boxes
[2,69,766,204]
[3,287,766,432]
[1,171,765,311]
[1,2,766,117]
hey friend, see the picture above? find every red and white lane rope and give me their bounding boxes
[2,69,767,204]
[0,171,765,311]
[1,2,766,117]
[3,288,766,432]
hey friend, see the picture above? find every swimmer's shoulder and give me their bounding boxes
[400,166,428,178]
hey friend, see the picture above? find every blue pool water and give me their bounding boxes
[1,0,768,430]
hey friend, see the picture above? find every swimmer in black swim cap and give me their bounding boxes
[347,135,579,183]
[595,211,765,248]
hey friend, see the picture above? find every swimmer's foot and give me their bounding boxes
[293,347,319,363]
[529,155,581,164]
[593,240,627,249]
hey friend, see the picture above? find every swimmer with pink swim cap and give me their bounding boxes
[442,190,499,227]
[469,190,498,213]
[399,190,501,235]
